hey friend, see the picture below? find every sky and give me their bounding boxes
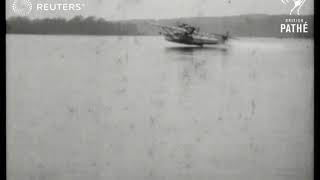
[7,0,314,20]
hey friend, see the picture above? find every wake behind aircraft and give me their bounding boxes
[150,22,234,47]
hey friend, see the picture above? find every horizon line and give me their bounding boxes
[6,13,314,21]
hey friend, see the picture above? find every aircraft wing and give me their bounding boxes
[205,32,238,40]
[149,23,221,37]
[149,23,187,33]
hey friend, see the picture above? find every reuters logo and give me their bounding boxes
[12,0,33,16]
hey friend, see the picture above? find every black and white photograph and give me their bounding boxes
[6,0,314,179]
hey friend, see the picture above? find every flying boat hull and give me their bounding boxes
[150,22,230,46]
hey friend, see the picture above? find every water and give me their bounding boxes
[6,35,313,180]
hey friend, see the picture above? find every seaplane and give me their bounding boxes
[150,22,234,47]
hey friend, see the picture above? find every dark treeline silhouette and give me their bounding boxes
[6,14,313,38]
[6,16,142,35]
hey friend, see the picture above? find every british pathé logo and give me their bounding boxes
[281,0,307,15]
[12,0,33,16]
[280,18,308,33]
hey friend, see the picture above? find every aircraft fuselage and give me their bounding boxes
[163,32,220,46]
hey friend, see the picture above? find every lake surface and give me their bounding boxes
[7,35,313,180]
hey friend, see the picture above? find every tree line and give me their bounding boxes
[6,16,142,35]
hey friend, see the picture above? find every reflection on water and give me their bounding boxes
[163,45,230,94]
[164,46,229,54]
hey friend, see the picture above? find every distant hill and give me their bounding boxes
[6,14,313,38]
[6,16,141,36]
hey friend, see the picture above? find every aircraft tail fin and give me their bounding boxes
[221,31,229,43]
[221,31,238,43]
